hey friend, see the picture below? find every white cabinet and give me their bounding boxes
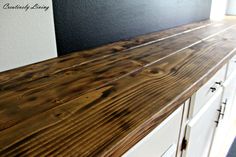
[123,105,184,157]
[210,69,236,157]
[183,57,236,157]
[183,89,222,157]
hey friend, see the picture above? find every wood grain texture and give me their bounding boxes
[1,17,236,156]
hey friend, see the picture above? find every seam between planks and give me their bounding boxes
[61,22,215,68]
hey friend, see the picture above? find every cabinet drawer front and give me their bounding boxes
[189,65,226,117]
[123,105,183,157]
[226,55,236,79]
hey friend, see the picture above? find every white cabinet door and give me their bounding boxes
[210,73,236,157]
[123,105,184,157]
[183,89,222,157]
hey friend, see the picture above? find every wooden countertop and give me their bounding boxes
[1,17,236,156]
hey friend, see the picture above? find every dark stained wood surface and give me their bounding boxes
[1,17,236,156]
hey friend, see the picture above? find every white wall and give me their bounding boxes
[210,0,228,20]
[0,0,57,72]
[226,0,236,15]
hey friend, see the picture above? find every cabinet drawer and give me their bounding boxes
[189,65,226,118]
[226,55,236,79]
[123,105,183,157]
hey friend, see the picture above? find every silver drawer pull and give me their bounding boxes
[210,87,217,92]
[215,81,222,86]
[215,106,223,127]
[221,99,228,119]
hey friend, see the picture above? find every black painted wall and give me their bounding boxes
[53,0,212,56]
